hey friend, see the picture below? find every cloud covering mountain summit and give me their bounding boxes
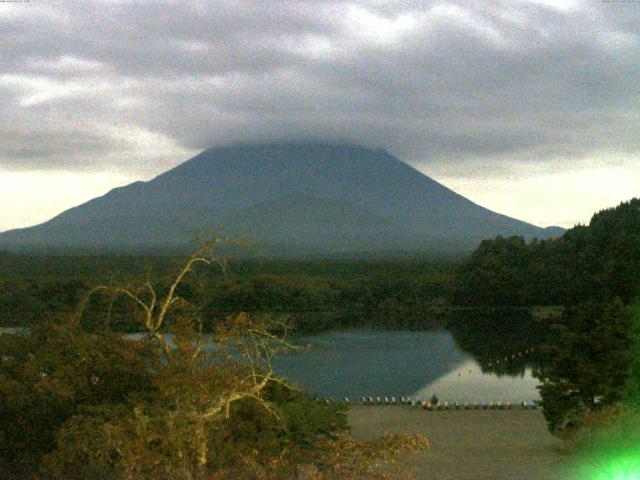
[0,144,563,253]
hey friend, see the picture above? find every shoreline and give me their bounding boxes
[348,406,571,480]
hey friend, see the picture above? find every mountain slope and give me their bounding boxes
[0,144,563,253]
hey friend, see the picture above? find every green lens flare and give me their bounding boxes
[578,452,640,480]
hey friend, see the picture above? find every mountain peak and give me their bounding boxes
[0,143,561,254]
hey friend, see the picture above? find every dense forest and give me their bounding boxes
[455,198,640,307]
[455,198,640,436]
[0,255,458,333]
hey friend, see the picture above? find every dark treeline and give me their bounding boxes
[455,198,640,307]
[0,255,458,333]
[458,197,640,309]
[456,198,640,435]
[0,251,463,278]
[454,236,567,306]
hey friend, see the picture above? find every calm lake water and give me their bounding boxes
[1,326,540,403]
[271,329,540,402]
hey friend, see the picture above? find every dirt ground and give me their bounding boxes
[348,406,573,480]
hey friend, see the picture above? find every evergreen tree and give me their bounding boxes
[535,299,633,434]
[623,301,640,406]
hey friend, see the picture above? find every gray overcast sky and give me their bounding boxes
[1,0,639,232]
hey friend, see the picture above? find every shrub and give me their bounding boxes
[2,241,429,479]
[0,317,156,472]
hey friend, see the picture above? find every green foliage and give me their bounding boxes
[535,299,633,435]
[0,257,457,333]
[455,236,533,306]
[454,199,640,438]
[563,302,640,477]
[455,198,640,307]
[454,235,568,306]
[27,315,420,480]
[0,317,157,472]
[1,245,429,479]
[623,300,640,406]
[537,302,640,479]
[571,199,640,303]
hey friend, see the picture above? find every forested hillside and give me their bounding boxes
[455,198,640,307]
[454,198,640,436]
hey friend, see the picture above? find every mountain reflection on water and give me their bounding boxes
[272,309,548,401]
[272,329,468,399]
[3,309,548,402]
[413,360,539,403]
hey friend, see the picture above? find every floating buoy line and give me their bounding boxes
[486,346,536,369]
[322,396,540,410]
[317,345,542,410]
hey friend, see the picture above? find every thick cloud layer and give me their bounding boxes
[1,0,639,229]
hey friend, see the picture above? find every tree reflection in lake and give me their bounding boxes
[447,307,551,377]
[271,309,551,401]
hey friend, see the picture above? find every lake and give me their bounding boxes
[271,329,541,403]
[2,325,541,403]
